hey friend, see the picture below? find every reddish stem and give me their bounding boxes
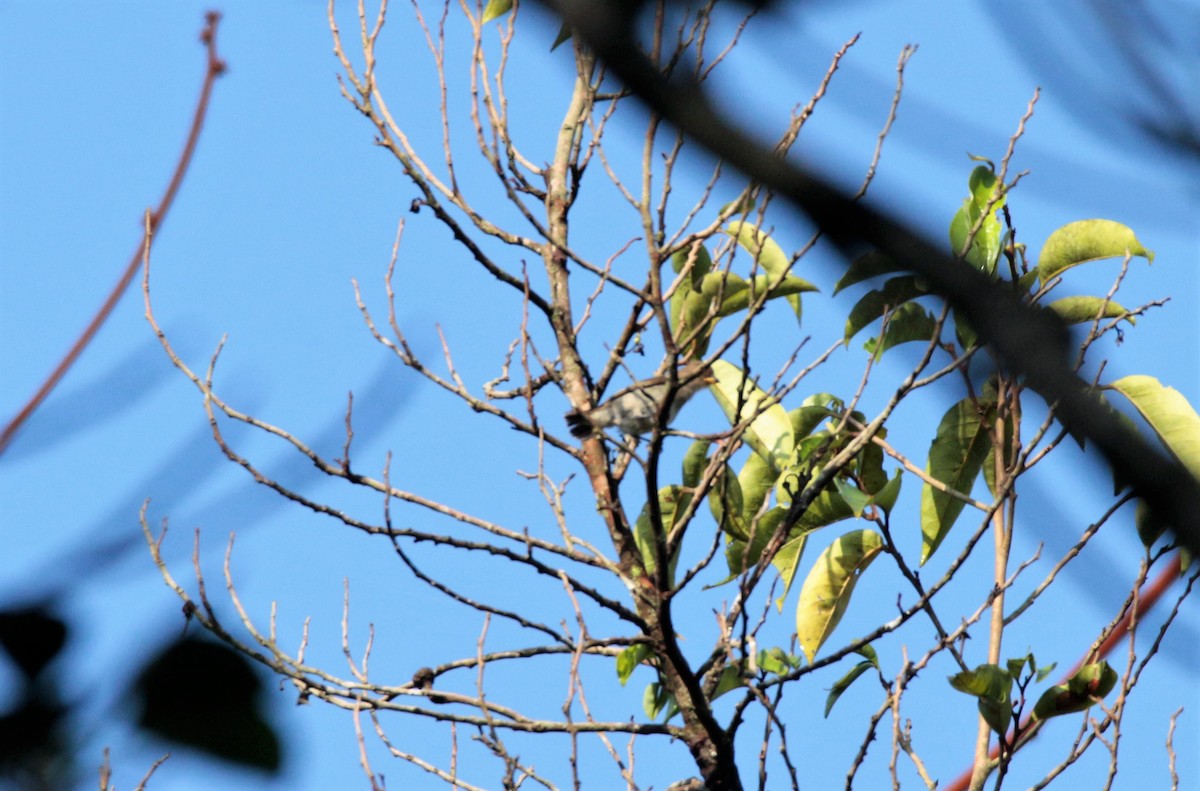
[0,12,226,456]
[944,552,1183,791]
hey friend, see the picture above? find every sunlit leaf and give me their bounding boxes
[921,397,994,564]
[643,682,673,720]
[617,644,652,686]
[481,0,513,24]
[713,273,818,318]
[1046,296,1134,326]
[1037,219,1153,282]
[758,647,801,675]
[949,165,1005,273]
[634,486,687,583]
[737,450,779,524]
[1106,375,1200,481]
[771,531,809,610]
[725,221,812,323]
[709,360,795,472]
[796,529,884,662]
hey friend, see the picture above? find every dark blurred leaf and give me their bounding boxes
[135,637,282,772]
[0,608,67,679]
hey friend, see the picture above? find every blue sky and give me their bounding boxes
[1,2,1197,789]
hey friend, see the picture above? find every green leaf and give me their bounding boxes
[709,360,795,472]
[1106,375,1200,481]
[617,644,652,686]
[1038,220,1154,282]
[862,302,939,359]
[949,165,1005,274]
[481,0,513,24]
[834,480,872,518]
[711,666,745,702]
[1017,268,1040,295]
[916,403,993,564]
[634,486,687,583]
[725,221,812,324]
[726,221,791,282]
[833,250,905,295]
[1136,499,1169,548]
[953,305,978,351]
[771,531,809,610]
[825,659,875,717]
[698,270,817,323]
[714,274,818,318]
[737,450,780,524]
[672,242,714,286]
[1047,296,1134,325]
[788,409,833,441]
[871,469,903,516]
[550,21,572,50]
[726,506,788,575]
[844,276,927,345]
[1031,661,1118,721]
[796,529,884,662]
[948,663,1013,735]
[682,440,712,490]
[719,193,757,217]
[708,464,747,540]
[921,398,994,564]
[856,433,889,495]
[643,682,670,720]
[790,488,856,533]
[670,258,717,357]
[758,647,801,675]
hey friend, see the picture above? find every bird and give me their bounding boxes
[565,359,715,438]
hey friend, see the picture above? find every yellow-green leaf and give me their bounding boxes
[1106,375,1200,481]
[949,166,1005,274]
[1037,219,1154,282]
[726,221,809,323]
[1047,296,1134,326]
[796,529,884,662]
[710,360,794,472]
[634,486,687,583]
[481,0,513,23]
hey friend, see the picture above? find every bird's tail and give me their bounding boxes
[564,411,592,438]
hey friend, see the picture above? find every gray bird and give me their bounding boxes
[565,360,715,438]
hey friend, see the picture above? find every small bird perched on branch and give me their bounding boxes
[565,359,715,438]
